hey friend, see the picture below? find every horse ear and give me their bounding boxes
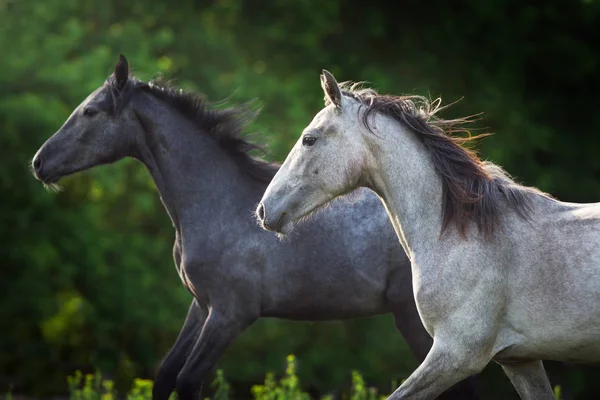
[320,69,342,108]
[114,54,129,89]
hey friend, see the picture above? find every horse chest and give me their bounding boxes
[413,279,449,330]
[411,261,467,331]
[173,239,208,302]
[176,263,213,305]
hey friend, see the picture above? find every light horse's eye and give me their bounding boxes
[83,107,99,117]
[302,136,317,146]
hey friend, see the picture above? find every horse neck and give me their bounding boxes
[363,115,445,258]
[131,94,264,235]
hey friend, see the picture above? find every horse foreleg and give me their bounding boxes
[393,309,479,400]
[153,299,207,400]
[175,307,254,400]
[387,339,488,400]
[500,360,555,400]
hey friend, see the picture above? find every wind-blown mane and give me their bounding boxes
[335,82,550,238]
[105,75,279,183]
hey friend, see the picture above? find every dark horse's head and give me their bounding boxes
[32,55,139,185]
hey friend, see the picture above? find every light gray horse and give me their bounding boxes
[257,70,600,399]
[30,56,478,400]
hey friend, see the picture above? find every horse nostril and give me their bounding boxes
[257,203,265,221]
[33,155,42,173]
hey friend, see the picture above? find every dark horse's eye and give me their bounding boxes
[302,136,317,146]
[83,107,98,117]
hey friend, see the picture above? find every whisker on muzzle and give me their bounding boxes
[43,182,63,193]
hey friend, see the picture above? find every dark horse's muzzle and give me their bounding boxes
[31,152,58,183]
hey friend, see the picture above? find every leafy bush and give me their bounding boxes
[27,355,560,400]
[60,355,391,400]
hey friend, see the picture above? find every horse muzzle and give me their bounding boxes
[256,202,287,233]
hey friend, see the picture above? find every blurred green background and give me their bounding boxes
[2,0,600,398]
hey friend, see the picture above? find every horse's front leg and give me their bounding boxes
[387,338,490,400]
[500,360,555,400]
[392,307,479,400]
[175,306,255,400]
[153,299,207,400]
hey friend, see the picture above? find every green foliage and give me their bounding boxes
[2,0,600,398]
[251,355,311,400]
[60,355,386,400]
[66,369,155,400]
[211,369,231,400]
[34,356,564,400]
[348,370,386,400]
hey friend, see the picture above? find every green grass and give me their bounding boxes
[4,354,564,399]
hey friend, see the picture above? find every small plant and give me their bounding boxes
[553,385,561,400]
[127,378,153,400]
[349,370,387,400]
[251,354,311,400]
[67,370,144,400]
[68,370,107,400]
[211,369,230,400]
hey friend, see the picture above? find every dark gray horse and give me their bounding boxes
[31,55,477,400]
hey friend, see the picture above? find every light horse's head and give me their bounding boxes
[32,55,141,186]
[257,70,529,239]
[256,70,373,234]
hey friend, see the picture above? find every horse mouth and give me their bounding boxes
[273,212,287,233]
[262,212,287,233]
[34,163,87,185]
[33,171,61,185]
[45,175,61,184]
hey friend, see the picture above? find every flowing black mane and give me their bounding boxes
[335,82,550,238]
[105,75,278,183]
